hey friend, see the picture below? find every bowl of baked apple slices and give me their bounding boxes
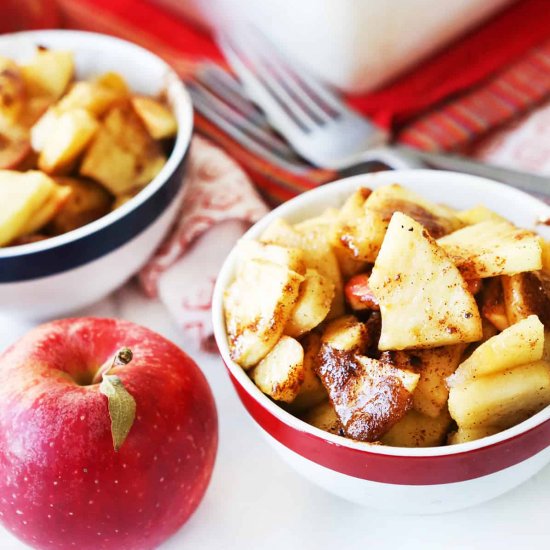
[213,169,550,513]
[0,30,192,318]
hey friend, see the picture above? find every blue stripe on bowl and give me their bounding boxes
[0,151,188,283]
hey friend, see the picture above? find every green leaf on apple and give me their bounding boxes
[100,374,136,452]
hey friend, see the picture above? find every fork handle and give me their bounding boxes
[340,146,550,200]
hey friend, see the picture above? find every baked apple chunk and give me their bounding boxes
[224,258,303,369]
[370,212,482,350]
[438,220,542,279]
[316,344,419,442]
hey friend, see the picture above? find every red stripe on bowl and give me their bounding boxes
[227,368,550,485]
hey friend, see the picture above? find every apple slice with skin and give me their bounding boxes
[344,272,379,311]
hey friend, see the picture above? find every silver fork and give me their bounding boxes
[217,27,550,199]
[188,63,419,174]
[217,27,415,170]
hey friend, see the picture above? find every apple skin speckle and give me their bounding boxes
[0,317,218,550]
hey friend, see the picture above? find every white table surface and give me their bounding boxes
[1,282,549,550]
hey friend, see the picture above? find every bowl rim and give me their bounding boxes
[213,169,550,458]
[0,29,193,258]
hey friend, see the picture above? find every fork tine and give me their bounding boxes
[246,28,349,116]
[188,79,298,160]
[243,31,337,124]
[219,33,318,132]
[197,63,266,125]
[187,84,308,172]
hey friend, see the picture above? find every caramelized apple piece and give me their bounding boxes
[0,134,31,170]
[448,425,500,444]
[0,170,59,245]
[48,177,113,234]
[480,277,510,331]
[37,109,99,174]
[0,58,26,125]
[502,271,550,327]
[320,315,369,354]
[383,345,466,418]
[316,345,419,441]
[80,103,166,195]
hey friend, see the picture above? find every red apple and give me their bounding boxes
[0,317,218,550]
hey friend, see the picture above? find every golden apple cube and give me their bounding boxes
[370,212,482,350]
[455,205,507,226]
[48,177,113,234]
[302,400,342,435]
[80,104,166,195]
[364,183,464,238]
[131,96,177,139]
[438,220,542,279]
[284,268,335,338]
[22,183,72,235]
[502,271,550,327]
[448,425,500,445]
[58,80,126,117]
[410,345,466,418]
[0,170,58,245]
[448,360,550,429]
[330,187,388,263]
[251,335,305,402]
[236,240,306,276]
[448,315,544,387]
[21,49,74,99]
[381,408,452,447]
[0,58,25,125]
[261,218,344,319]
[321,315,369,353]
[37,109,99,174]
[224,259,303,368]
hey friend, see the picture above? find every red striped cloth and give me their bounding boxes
[52,0,550,203]
[399,38,550,151]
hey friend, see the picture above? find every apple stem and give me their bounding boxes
[92,347,133,385]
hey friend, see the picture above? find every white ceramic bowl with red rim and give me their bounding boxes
[212,169,550,514]
[0,30,193,319]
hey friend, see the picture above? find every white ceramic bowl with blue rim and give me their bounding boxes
[0,30,193,319]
